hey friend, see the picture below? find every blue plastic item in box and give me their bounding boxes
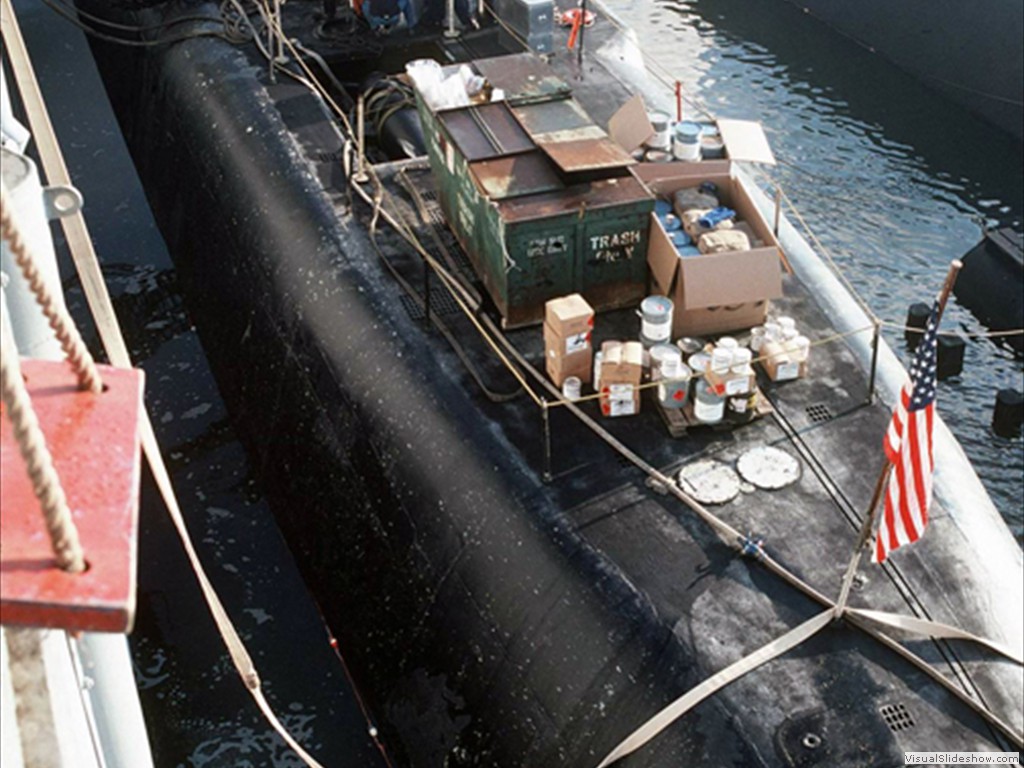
[698,206,737,229]
[671,230,692,247]
[676,245,701,257]
[660,213,682,232]
[654,199,672,217]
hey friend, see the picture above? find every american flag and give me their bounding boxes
[874,302,939,563]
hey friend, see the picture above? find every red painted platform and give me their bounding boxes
[1,359,144,633]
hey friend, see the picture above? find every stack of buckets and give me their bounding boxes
[672,121,701,162]
[641,112,727,163]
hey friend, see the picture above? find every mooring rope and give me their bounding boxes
[0,183,102,393]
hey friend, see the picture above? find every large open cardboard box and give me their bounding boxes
[607,96,777,165]
[633,161,784,337]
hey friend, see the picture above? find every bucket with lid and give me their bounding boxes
[657,357,692,409]
[646,111,672,149]
[639,295,674,347]
[649,344,683,381]
[672,121,702,161]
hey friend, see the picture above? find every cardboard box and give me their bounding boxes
[545,294,594,340]
[546,346,592,387]
[636,162,784,337]
[607,97,776,166]
[602,383,640,417]
[547,351,593,387]
[598,341,643,416]
[544,321,591,360]
[759,350,808,382]
[705,366,757,397]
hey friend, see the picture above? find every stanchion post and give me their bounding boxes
[866,320,880,405]
[354,95,369,184]
[541,398,553,483]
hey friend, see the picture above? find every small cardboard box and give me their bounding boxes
[546,347,592,387]
[598,341,643,416]
[544,321,592,360]
[545,294,594,340]
[635,162,783,338]
[759,354,808,383]
[705,366,757,397]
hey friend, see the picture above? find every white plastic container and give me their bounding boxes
[672,121,702,161]
[649,344,683,381]
[562,376,582,401]
[646,111,673,150]
[694,379,725,423]
[710,347,733,373]
[657,357,691,409]
[639,295,674,347]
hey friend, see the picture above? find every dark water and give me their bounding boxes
[19,4,387,766]
[607,0,1024,541]
[19,0,1021,764]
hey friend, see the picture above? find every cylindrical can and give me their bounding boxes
[649,344,683,381]
[672,121,702,161]
[639,295,674,346]
[728,395,749,414]
[688,351,711,376]
[750,326,766,352]
[593,351,604,389]
[676,336,704,355]
[694,380,725,423]
[562,376,582,401]
[644,149,673,163]
[710,347,733,373]
[658,357,691,409]
[646,111,672,149]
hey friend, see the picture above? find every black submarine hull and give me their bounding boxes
[84,10,1017,766]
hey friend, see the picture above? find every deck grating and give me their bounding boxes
[879,703,915,732]
[399,288,462,321]
[805,403,833,424]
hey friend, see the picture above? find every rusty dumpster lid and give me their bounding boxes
[473,53,572,105]
[438,102,536,162]
[470,151,565,200]
[512,98,596,137]
[537,135,635,174]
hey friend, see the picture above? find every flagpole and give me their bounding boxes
[833,259,962,619]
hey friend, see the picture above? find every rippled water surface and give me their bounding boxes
[606,0,1023,540]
